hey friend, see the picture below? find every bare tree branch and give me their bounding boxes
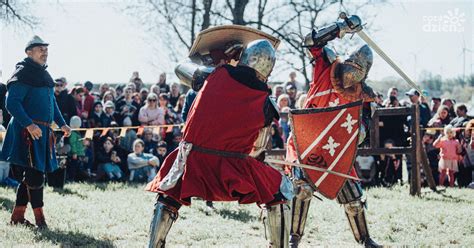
[0,0,39,28]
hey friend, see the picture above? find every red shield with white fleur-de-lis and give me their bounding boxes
[289,101,362,199]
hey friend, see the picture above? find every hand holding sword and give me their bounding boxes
[338,12,425,97]
[303,12,424,96]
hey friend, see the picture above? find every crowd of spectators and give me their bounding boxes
[355,87,474,189]
[0,71,473,189]
[0,71,184,185]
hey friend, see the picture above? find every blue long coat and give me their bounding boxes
[2,59,66,173]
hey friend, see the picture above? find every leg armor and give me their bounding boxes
[289,167,314,248]
[337,180,380,247]
[264,203,291,248]
[149,196,180,248]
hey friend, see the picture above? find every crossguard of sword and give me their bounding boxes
[339,12,363,35]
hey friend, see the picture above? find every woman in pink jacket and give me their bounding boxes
[138,93,165,126]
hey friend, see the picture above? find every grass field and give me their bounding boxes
[1,183,473,247]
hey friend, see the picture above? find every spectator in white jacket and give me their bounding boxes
[127,139,159,182]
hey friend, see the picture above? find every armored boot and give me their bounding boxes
[289,197,312,247]
[149,201,178,248]
[337,181,381,248]
[33,207,48,229]
[289,168,315,248]
[10,205,34,227]
[290,167,314,248]
[264,203,291,248]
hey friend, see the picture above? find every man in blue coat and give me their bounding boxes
[3,35,71,228]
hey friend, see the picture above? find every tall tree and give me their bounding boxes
[125,0,383,85]
[0,0,38,28]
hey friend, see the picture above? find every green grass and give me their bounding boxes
[1,183,473,247]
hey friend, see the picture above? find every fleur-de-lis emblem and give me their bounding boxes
[322,136,340,157]
[340,114,358,134]
[329,98,339,107]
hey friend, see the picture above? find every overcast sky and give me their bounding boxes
[1,0,472,86]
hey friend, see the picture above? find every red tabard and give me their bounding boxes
[146,66,282,205]
[286,47,357,178]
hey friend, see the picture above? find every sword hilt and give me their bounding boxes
[338,12,363,34]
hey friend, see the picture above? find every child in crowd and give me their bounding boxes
[127,139,159,182]
[119,117,137,153]
[423,132,440,184]
[68,116,85,181]
[96,137,123,181]
[271,123,284,149]
[279,106,291,141]
[103,101,116,127]
[89,101,107,128]
[433,125,462,187]
[378,139,401,186]
[355,154,377,187]
[83,138,94,178]
[152,141,168,168]
[142,128,158,153]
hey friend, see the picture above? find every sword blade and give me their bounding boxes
[357,30,425,97]
[265,158,360,181]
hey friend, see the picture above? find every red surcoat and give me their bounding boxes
[146,65,282,205]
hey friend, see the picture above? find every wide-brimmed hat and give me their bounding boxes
[25,35,49,52]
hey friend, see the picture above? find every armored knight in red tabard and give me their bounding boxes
[145,25,294,248]
[286,15,381,247]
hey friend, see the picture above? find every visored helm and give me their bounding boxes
[238,39,276,81]
[338,44,373,88]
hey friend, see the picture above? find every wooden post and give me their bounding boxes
[410,104,421,196]
[373,112,380,148]
[420,144,437,191]
[370,111,378,148]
